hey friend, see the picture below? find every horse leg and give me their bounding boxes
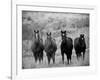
[41,54,43,64]
[67,57,69,64]
[39,52,43,64]
[52,53,55,64]
[61,52,64,64]
[67,54,69,64]
[79,52,82,58]
[83,50,85,60]
[68,51,72,64]
[48,57,50,64]
[76,52,79,61]
[37,53,39,64]
[69,56,71,64]
[78,52,82,61]
[39,54,41,64]
[69,53,72,64]
[33,53,37,63]
[47,54,50,64]
[70,51,72,63]
[35,56,37,63]
[42,51,44,63]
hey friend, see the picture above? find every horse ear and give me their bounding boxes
[34,30,36,33]
[50,32,51,35]
[82,34,85,38]
[83,34,84,37]
[47,32,48,35]
[35,30,39,33]
[37,30,39,33]
[80,34,84,37]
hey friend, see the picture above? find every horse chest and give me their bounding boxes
[61,41,68,50]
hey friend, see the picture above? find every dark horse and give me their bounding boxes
[44,32,57,64]
[60,30,73,64]
[31,30,44,63]
[74,34,86,60]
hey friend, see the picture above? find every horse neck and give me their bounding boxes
[47,36,52,40]
[62,36,67,42]
[35,34,40,41]
[47,37,53,44]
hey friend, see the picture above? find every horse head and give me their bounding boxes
[47,32,52,40]
[79,34,84,41]
[79,34,85,47]
[34,30,40,40]
[61,30,67,41]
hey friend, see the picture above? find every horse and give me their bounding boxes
[60,30,73,64]
[74,34,86,60]
[44,32,57,64]
[31,30,44,63]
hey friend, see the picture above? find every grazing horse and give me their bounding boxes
[60,30,73,64]
[31,30,44,63]
[44,32,57,64]
[74,34,86,60]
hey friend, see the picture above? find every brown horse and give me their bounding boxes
[74,34,86,60]
[60,30,73,64]
[44,32,57,64]
[31,30,44,63]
